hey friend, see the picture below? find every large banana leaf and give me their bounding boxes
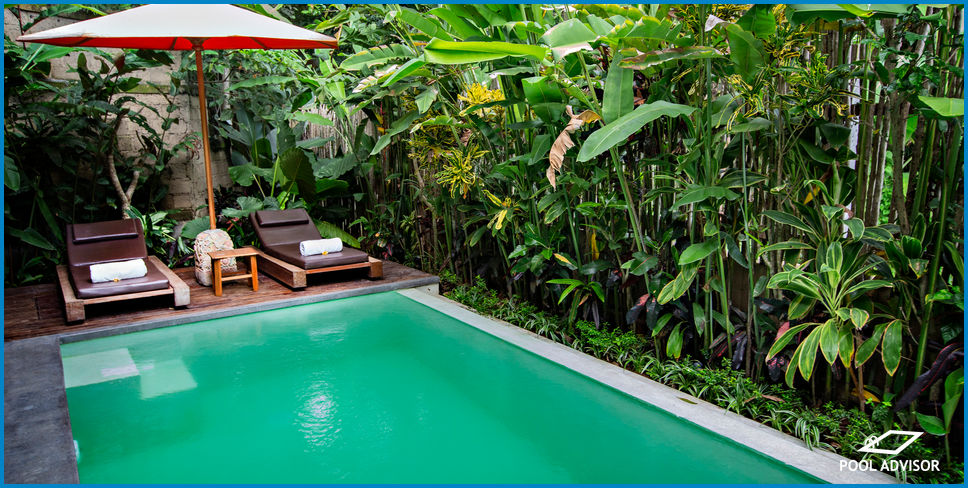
[429,7,483,40]
[726,24,764,82]
[787,4,908,25]
[423,39,548,65]
[620,46,721,70]
[577,101,695,161]
[522,76,565,125]
[381,57,427,87]
[621,16,681,43]
[467,4,508,27]
[576,4,645,22]
[602,51,634,124]
[540,18,598,58]
[340,44,415,71]
[392,7,454,41]
[919,96,964,117]
[737,4,777,38]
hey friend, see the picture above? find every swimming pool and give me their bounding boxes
[61,290,825,483]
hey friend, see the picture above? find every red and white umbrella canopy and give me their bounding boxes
[18,4,337,229]
[17,4,337,50]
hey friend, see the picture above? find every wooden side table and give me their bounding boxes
[209,246,259,297]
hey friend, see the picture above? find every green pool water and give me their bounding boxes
[61,291,820,483]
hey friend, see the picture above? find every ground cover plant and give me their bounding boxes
[4,4,964,483]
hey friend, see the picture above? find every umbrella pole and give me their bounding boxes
[194,47,217,230]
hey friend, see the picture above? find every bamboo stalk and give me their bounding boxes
[867,107,889,226]
[914,124,963,380]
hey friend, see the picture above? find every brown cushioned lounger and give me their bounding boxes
[250,209,382,289]
[57,219,189,322]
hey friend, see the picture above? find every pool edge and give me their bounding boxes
[395,288,899,485]
[4,277,438,484]
[57,277,439,344]
[4,336,79,483]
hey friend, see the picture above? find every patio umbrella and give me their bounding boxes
[18,4,338,229]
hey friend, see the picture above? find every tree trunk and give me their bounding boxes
[102,115,140,219]
[888,97,911,233]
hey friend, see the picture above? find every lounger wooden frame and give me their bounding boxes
[57,255,190,322]
[253,249,383,289]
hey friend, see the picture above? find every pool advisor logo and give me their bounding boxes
[858,430,923,455]
[840,430,940,474]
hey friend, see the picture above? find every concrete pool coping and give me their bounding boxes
[397,288,899,485]
[5,280,896,484]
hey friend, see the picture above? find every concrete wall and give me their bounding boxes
[5,6,232,221]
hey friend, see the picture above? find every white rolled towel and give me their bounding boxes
[90,258,148,283]
[299,238,343,256]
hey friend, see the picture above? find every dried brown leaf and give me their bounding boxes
[548,130,574,188]
[547,107,600,188]
[575,110,601,124]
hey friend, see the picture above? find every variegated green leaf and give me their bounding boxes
[819,319,840,364]
[798,327,823,380]
[844,218,865,240]
[845,279,892,296]
[838,325,854,368]
[788,295,816,320]
[849,308,870,329]
[786,344,803,388]
[766,323,813,359]
[881,319,904,375]
[855,322,888,367]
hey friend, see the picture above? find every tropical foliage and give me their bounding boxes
[5,4,196,282]
[4,4,964,482]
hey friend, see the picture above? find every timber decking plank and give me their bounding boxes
[4,261,434,342]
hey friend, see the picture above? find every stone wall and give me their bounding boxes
[5,6,232,221]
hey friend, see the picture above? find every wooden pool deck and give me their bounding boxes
[4,261,437,342]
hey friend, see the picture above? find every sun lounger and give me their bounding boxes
[250,209,382,289]
[58,219,190,322]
